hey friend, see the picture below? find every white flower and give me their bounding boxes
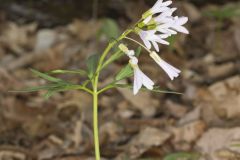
[154,7,176,23]
[155,16,189,36]
[169,16,189,34]
[141,0,189,39]
[150,51,180,80]
[139,30,169,52]
[139,1,189,52]
[143,0,172,24]
[129,57,154,95]
[154,8,178,36]
[151,0,172,14]
[118,44,155,95]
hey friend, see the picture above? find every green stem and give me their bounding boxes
[124,36,151,54]
[93,90,100,160]
[98,84,115,94]
[91,29,133,160]
[96,29,133,74]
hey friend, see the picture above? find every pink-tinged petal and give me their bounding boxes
[139,31,152,49]
[155,38,170,45]
[139,34,152,49]
[143,38,152,49]
[152,41,159,52]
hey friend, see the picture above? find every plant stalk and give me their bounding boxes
[91,29,133,160]
[93,90,100,160]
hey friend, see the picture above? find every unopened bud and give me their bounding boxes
[118,44,129,53]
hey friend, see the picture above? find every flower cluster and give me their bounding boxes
[118,0,188,95]
[137,0,189,52]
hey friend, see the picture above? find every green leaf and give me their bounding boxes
[41,84,89,99]
[163,152,201,160]
[100,18,120,39]
[11,84,63,93]
[12,81,87,94]
[167,35,177,51]
[102,49,124,69]
[48,69,87,76]
[30,69,64,83]
[86,54,99,79]
[115,84,182,94]
[115,64,133,81]
[151,86,182,95]
[135,46,142,57]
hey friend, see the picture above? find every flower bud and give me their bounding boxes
[118,44,129,53]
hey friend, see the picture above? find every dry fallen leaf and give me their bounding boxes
[117,127,171,159]
[117,88,159,117]
[196,128,240,160]
[208,76,240,120]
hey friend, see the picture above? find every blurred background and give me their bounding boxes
[0,0,239,159]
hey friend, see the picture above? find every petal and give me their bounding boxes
[157,23,172,29]
[150,52,181,80]
[156,28,174,36]
[154,38,170,45]
[142,38,152,49]
[159,34,169,39]
[152,0,163,9]
[140,72,154,90]
[152,6,169,14]
[139,31,152,49]
[166,28,177,35]
[150,34,170,45]
[156,8,176,21]
[173,25,189,34]
[152,41,159,52]
[143,15,152,24]
[156,28,169,34]
[127,50,135,57]
[137,68,154,90]
[162,0,172,6]
[176,17,188,25]
[159,60,180,80]
[133,68,143,95]
[129,56,138,65]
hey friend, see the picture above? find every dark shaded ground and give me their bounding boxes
[0,0,240,160]
[0,0,239,26]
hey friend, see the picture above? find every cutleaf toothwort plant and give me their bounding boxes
[23,0,188,159]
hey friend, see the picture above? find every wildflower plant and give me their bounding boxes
[22,0,188,159]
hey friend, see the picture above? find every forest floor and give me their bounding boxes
[0,0,240,160]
